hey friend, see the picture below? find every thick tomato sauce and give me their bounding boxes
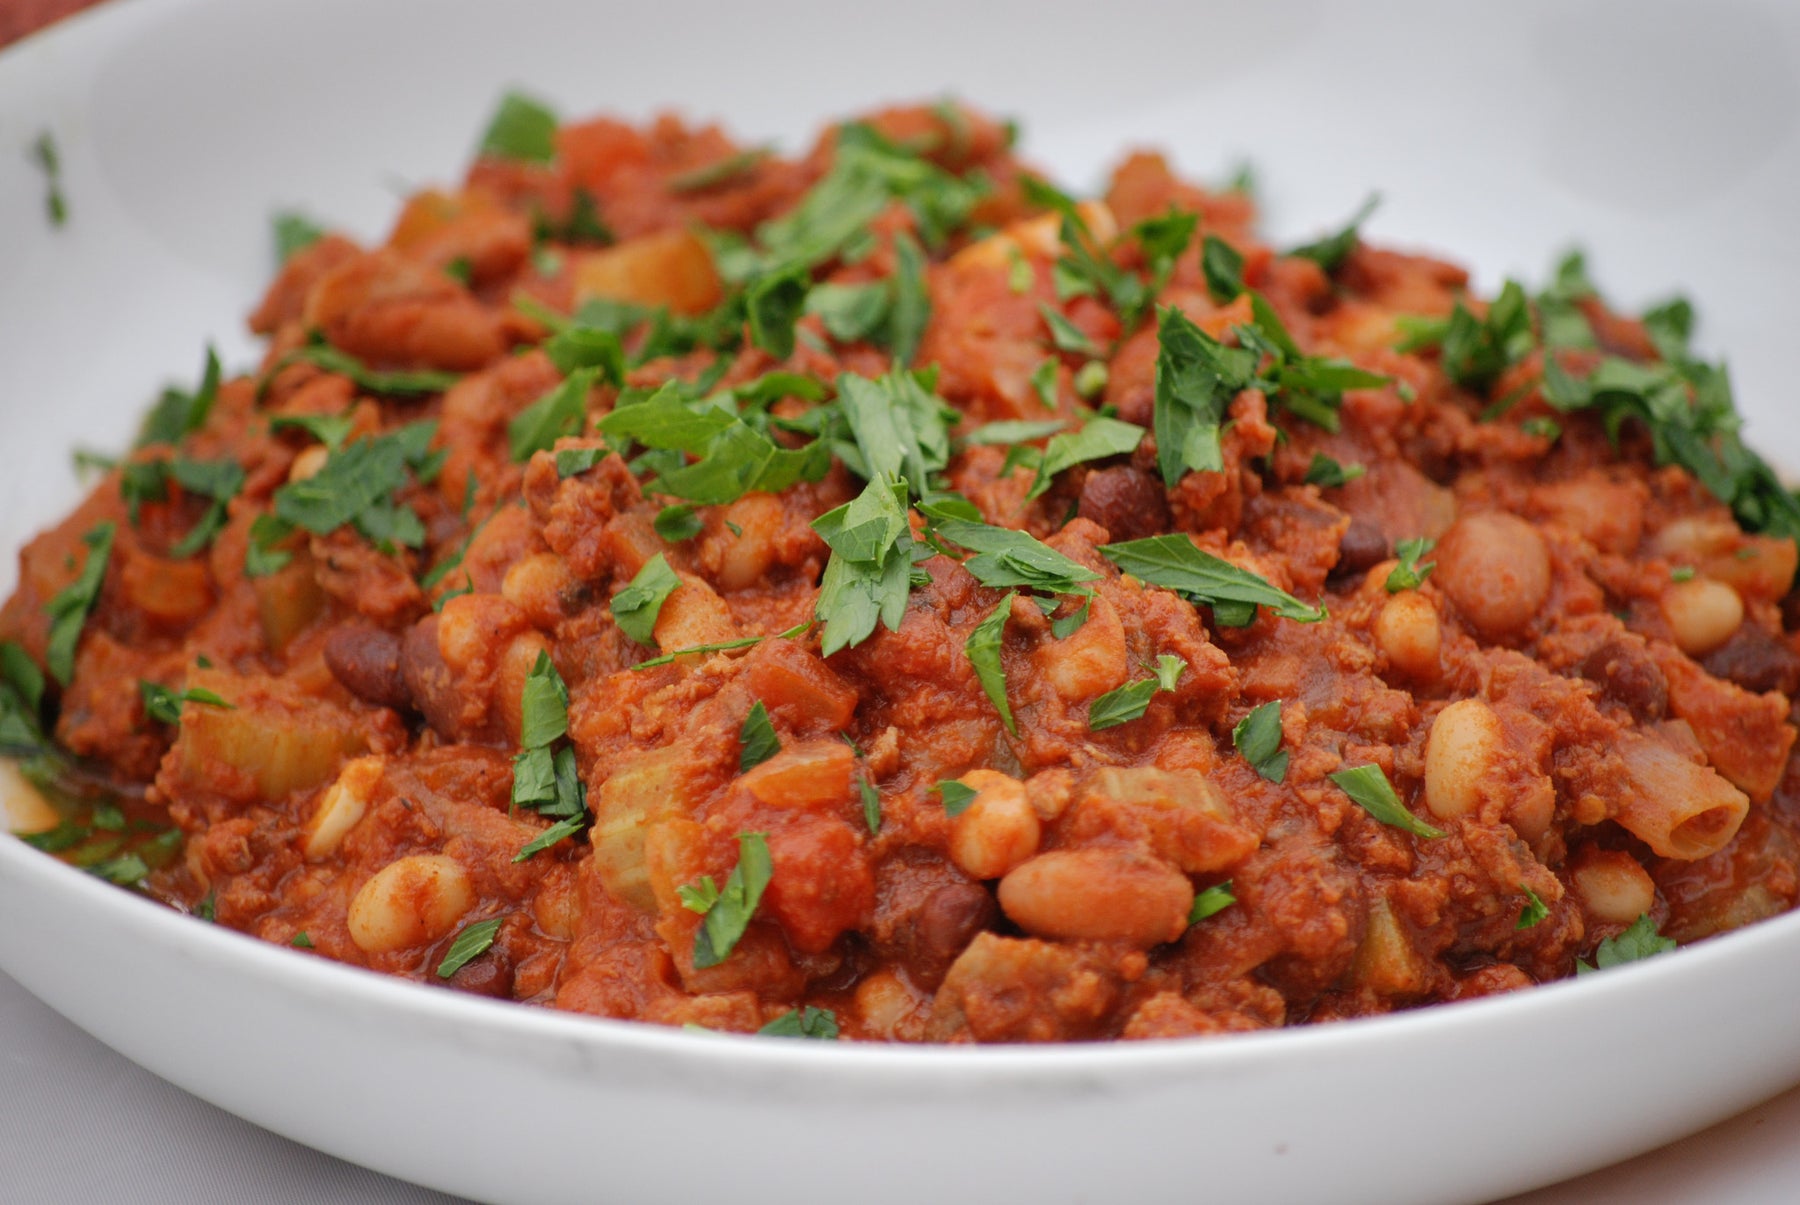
[5,102,1798,1042]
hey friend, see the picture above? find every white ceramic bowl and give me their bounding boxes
[6,1,1800,1201]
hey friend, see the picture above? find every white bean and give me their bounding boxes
[347,854,474,954]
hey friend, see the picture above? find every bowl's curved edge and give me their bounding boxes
[7,828,1800,1205]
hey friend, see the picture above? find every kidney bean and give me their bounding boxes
[324,626,412,710]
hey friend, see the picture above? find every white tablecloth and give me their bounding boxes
[3,964,1795,1204]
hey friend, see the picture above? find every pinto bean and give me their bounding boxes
[1335,517,1389,575]
[324,626,411,710]
[910,882,998,979]
[1077,466,1169,543]
[1578,637,1668,722]
[401,615,461,737]
[1701,622,1800,696]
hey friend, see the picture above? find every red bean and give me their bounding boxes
[324,626,411,710]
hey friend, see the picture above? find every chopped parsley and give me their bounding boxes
[966,592,1019,736]
[678,831,773,969]
[1087,654,1186,730]
[479,91,559,164]
[44,522,116,686]
[758,1005,840,1039]
[935,779,978,817]
[1151,306,1257,486]
[139,681,234,726]
[1039,303,1100,356]
[610,553,682,648]
[888,232,931,367]
[1026,416,1145,500]
[278,343,460,398]
[1396,280,1534,394]
[32,131,67,227]
[273,211,326,263]
[436,916,505,978]
[1200,234,1245,303]
[248,421,443,574]
[1516,886,1549,930]
[1385,537,1436,592]
[1303,453,1365,488]
[812,475,914,656]
[117,456,245,557]
[510,652,589,861]
[1232,701,1288,782]
[1100,534,1325,625]
[738,700,781,773]
[838,370,958,498]
[859,776,881,834]
[668,147,770,194]
[806,282,891,343]
[1576,913,1676,974]
[654,504,704,542]
[137,348,222,449]
[746,262,811,360]
[1288,194,1378,272]
[931,520,1100,597]
[1189,881,1236,925]
[510,368,598,461]
[292,932,315,949]
[1328,763,1444,840]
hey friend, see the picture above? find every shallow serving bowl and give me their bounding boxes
[6,1,1800,1202]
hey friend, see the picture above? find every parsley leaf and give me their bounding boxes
[544,324,627,386]
[1152,306,1258,486]
[1576,913,1676,974]
[1088,679,1159,730]
[1516,886,1549,930]
[139,681,234,726]
[137,348,222,449]
[44,522,115,686]
[32,130,67,227]
[273,212,326,263]
[281,344,460,397]
[1201,234,1245,303]
[679,831,773,969]
[746,261,812,360]
[1189,881,1236,925]
[931,520,1101,595]
[513,815,587,863]
[1303,452,1365,488]
[888,232,932,367]
[1027,416,1146,500]
[965,592,1018,736]
[1288,194,1379,272]
[516,651,570,749]
[1397,281,1534,394]
[859,776,881,834]
[1089,654,1186,730]
[807,282,891,343]
[838,370,958,498]
[739,700,781,773]
[668,147,770,194]
[813,475,914,656]
[1040,303,1100,356]
[936,779,978,817]
[510,368,597,461]
[292,932,315,949]
[759,1005,840,1039]
[1101,534,1325,624]
[1328,763,1444,839]
[479,91,559,164]
[1232,701,1288,782]
[610,553,682,648]
[1386,537,1436,592]
[436,917,505,978]
[654,504,704,542]
[254,422,441,568]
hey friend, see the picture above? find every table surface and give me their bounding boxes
[3,963,1798,1205]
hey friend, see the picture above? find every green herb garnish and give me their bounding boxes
[678,831,773,969]
[1328,763,1444,839]
[1232,701,1288,783]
